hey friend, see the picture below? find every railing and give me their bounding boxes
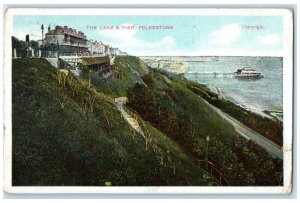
[123,106,153,150]
[44,51,58,58]
[63,31,87,39]
[60,52,80,57]
[62,42,88,48]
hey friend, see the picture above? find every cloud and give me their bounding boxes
[260,33,280,45]
[99,24,137,43]
[98,24,175,55]
[13,30,41,41]
[211,23,241,46]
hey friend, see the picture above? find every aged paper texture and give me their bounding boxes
[3,8,293,194]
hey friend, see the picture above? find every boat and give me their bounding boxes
[234,67,264,78]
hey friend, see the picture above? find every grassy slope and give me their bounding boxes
[186,80,283,146]
[168,80,282,186]
[127,70,254,185]
[80,56,282,186]
[126,65,282,186]
[12,56,282,187]
[12,58,214,186]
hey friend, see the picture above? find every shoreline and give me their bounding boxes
[208,85,283,121]
[140,57,283,122]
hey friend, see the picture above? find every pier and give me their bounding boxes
[185,72,234,77]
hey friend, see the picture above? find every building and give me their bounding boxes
[104,45,111,56]
[111,48,121,56]
[39,24,125,58]
[81,56,113,80]
[43,25,89,54]
[119,51,128,56]
[87,40,106,56]
[86,41,121,57]
[81,56,110,69]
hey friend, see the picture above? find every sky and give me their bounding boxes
[13,15,283,56]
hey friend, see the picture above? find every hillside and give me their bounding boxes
[81,56,282,186]
[12,56,282,186]
[186,81,283,146]
[125,68,282,186]
[12,58,215,186]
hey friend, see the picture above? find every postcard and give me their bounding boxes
[3,8,293,194]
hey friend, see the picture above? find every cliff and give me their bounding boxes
[143,59,189,74]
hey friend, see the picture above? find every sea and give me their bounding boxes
[141,56,283,113]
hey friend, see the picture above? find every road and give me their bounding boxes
[203,100,283,160]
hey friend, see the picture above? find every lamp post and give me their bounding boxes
[41,24,44,42]
[40,24,44,58]
[26,34,30,58]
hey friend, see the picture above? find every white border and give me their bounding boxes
[3,8,294,194]
[2,8,294,16]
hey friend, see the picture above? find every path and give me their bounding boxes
[203,99,283,160]
[114,97,145,138]
[114,96,230,185]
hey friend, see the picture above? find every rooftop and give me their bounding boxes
[81,56,110,66]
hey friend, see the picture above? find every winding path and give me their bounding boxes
[114,97,145,138]
[203,99,283,160]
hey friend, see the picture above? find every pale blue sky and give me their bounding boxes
[13,15,283,56]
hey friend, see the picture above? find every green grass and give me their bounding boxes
[114,55,149,75]
[12,56,282,186]
[127,69,283,186]
[186,80,283,146]
[12,58,213,186]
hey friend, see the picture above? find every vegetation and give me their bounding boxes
[12,58,214,186]
[126,69,282,186]
[186,81,283,146]
[12,36,38,58]
[12,55,283,186]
